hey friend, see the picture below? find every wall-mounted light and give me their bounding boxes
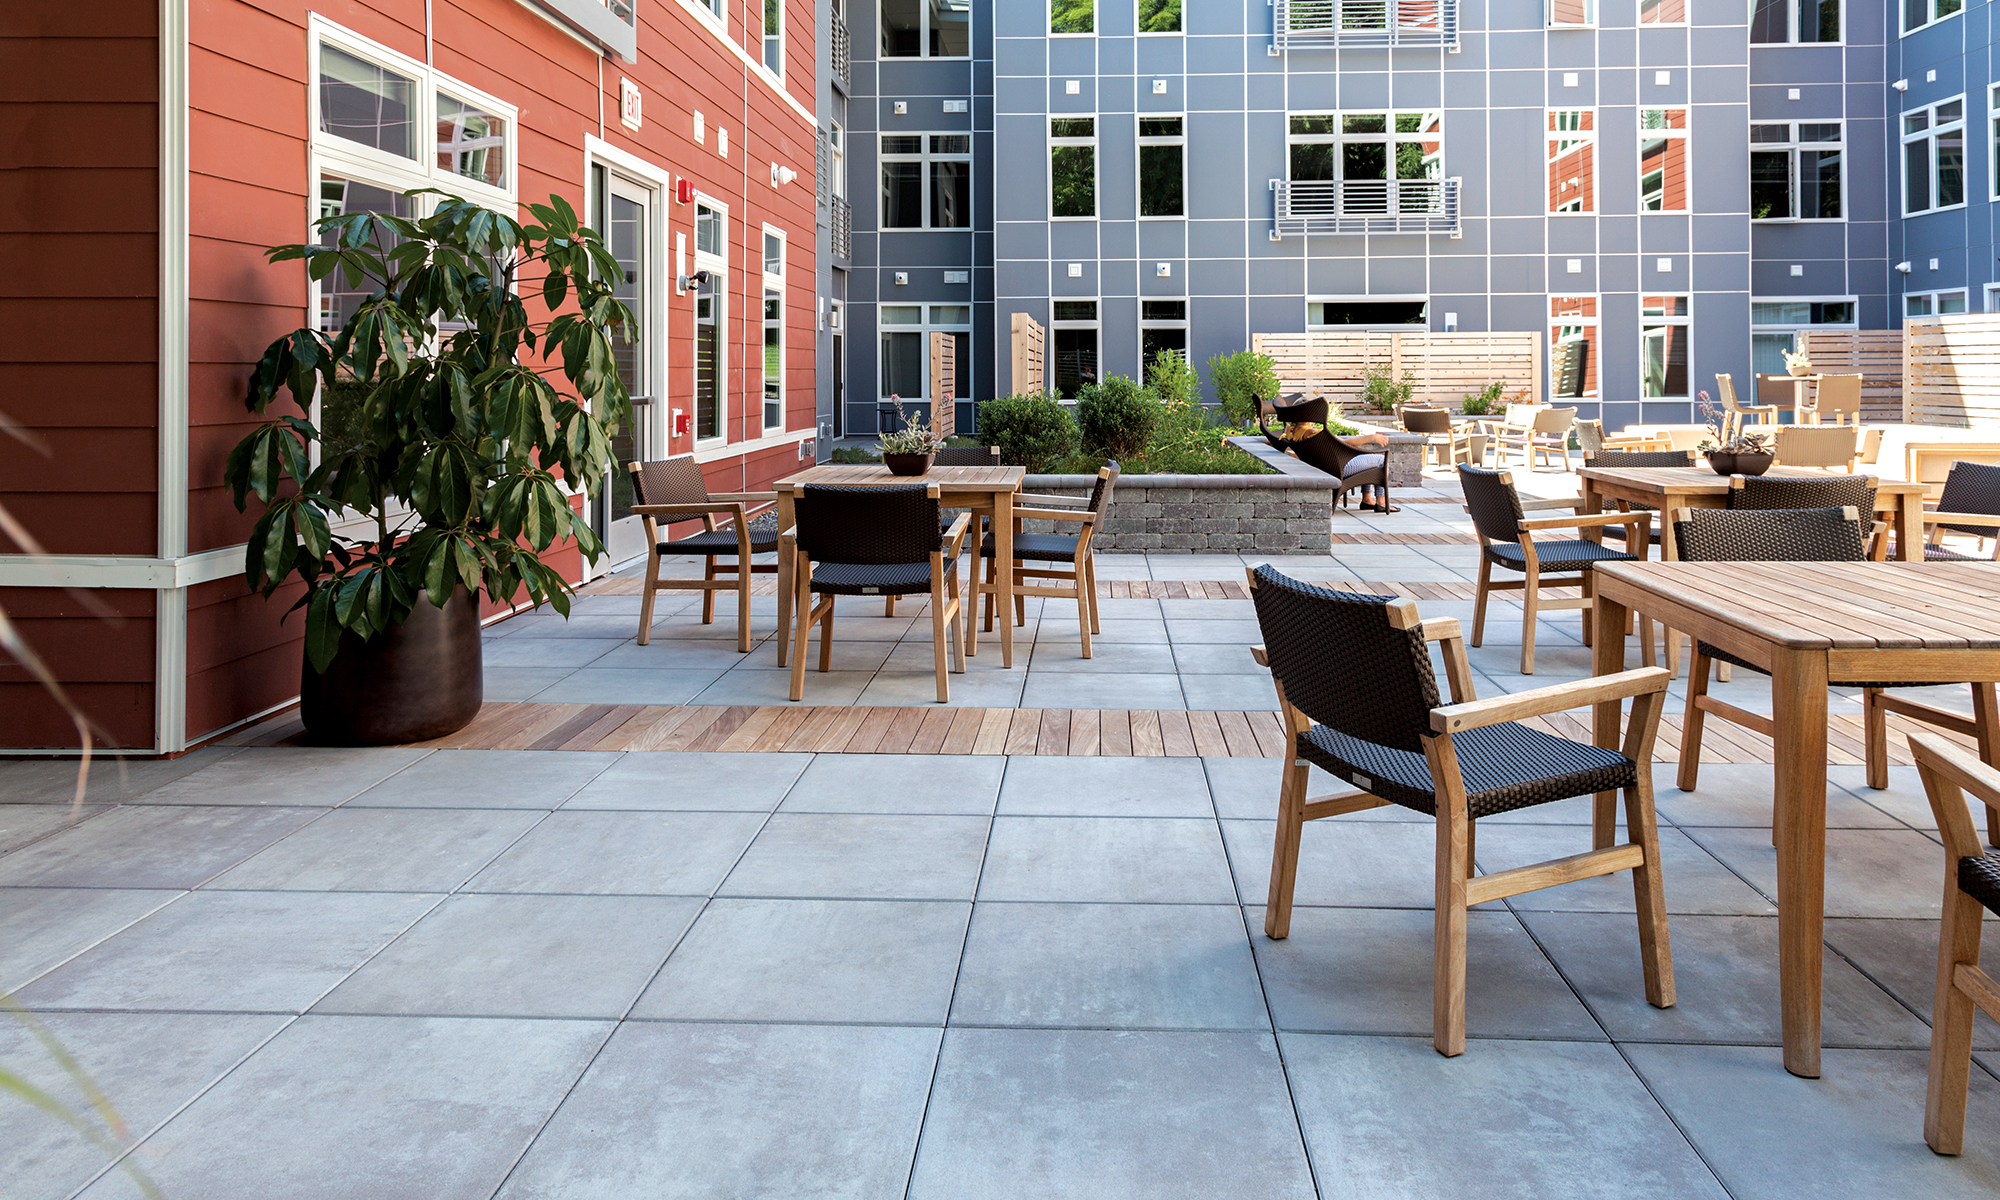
[1790,265,1804,277]
[1896,261,1914,273]
[1443,312,1458,332]
[771,163,798,186]
[1566,259,1583,274]
[1067,263,1083,278]
[677,268,712,292]
[1893,79,1909,92]
[1156,263,1171,277]
[893,101,907,115]
[1787,88,1800,100]
[894,271,909,286]
[1152,80,1167,94]
[1931,258,1941,271]
[1657,257,1672,273]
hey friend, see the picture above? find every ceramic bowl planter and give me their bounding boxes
[883,451,935,476]
[1708,451,1775,477]
[299,588,482,744]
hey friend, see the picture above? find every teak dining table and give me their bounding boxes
[1589,559,2000,1079]
[771,463,1029,667]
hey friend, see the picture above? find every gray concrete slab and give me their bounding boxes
[0,746,240,805]
[132,747,432,807]
[0,886,185,994]
[1685,825,1950,919]
[0,805,323,889]
[721,813,991,900]
[463,810,765,895]
[980,816,1236,904]
[561,750,811,811]
[1019,671,1191,710]
[205,807,543,892]
[1825,917,2000,1050]
[343,748,619,809]
[1476,824,1779,915]
[0,802,111,853]
[1220,818,1452,910]
[998,755,1213,818]
[780,753,1006,814]
[531,666,732,705]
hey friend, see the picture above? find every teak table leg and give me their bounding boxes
[1591,587,1630,851]
[1896,490,1926,563]
[775,489,796,668]
[1771,645,1830,1078]
[994,488,1016,668]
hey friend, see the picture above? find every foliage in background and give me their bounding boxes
[1137,0,1182,33]
[1205,350,1280,425]
[1050,0,1095,33]
[1357,362,1418,414]
[875,396,946,456]
[1075,375,1160,461]
[1458,380,1505,416]
[1140,391,1270,474]
[227,192,628,672]
[1145,349,1200,409]
[977,393,1082,473]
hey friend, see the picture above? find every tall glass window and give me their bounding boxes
[1138,117,1184,217]
[764,0,783,76]
[1549,296,1599,401]
[1138,0,1181,32]
[1750,123,1842,221]
[882,0,970,55]
[1639,0,1686,21]
[1639,109,1689,212]
[1287,113,1443,184]
[1903,98,1966,215]
[1547,110,1595,214]
[1548,0,1596,26]
[1752,0,1839,41]
[436,94,506,189]
[1641,296,1690,400]
[880,134,972,229]
[1051,301,1100,398]
[879,305,970,414]
[1906,0,1961,33]
[1051,118,1097,218]
[762,229,784,433]
[1750,299,1855,376]
[1140,300,1187,369]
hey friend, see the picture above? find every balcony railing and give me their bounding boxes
[830,194,852,261]
[1270,178,1462,238]
[1272,0,1458,51]
[831,14,851,92]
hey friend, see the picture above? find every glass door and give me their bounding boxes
[597,170,655,565]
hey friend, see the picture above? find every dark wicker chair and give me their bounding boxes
[1671,506,2000,810]
[628,458,779,652]
[979,464,1118,657]
[1258,396,1392,511]
[1584,450,1695,547]
[1460,465,1653,674]
[1725,474,1883,559]
[1402,406,1454,466]
[788,484,967,703]
[881,444,1000,617]
[1909,733,2000,1155]
[1922,460,2000,561]
[1246,564,1675,1057]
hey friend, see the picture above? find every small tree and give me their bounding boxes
[225,192,627,671]
[1357,362,1417,414]
[1206,350,1280,425]
[977,393,1081,473]
[1076,375,1160,461]
[1145,349,1200,409]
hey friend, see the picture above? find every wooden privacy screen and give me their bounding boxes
[928,330,956,439]
[1011,312,1045,396]
[1904,314,2000,428]
[1796,329,1904,424]
[1251,331,1543,406]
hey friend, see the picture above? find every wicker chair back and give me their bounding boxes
[1584,450,1695,469]
[1936,460,2000,537]
[796,485,941,564]
[1086,463,1121,514]
[1250,565,1438,754]
[1672,506,1869,564]
[1727,474,1874,511]
[932,446,1001,467]
[1402,407,1451,434]
[1457,466,1527,545]
[630,458,710,507]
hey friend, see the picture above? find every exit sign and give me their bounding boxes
[620,79,642,130]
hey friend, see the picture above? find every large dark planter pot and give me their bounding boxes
[1707,451,1775,477]
[300,587,482,745]
[883,452,934,476]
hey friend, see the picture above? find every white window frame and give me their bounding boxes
[1906,289,1968,319]
[829,122,846,199]
[1306,295,1430,330]
[762,0,783,81]
[881,0,974,59]
[879,132,974,230]
[1285,111,1445,185]
[1138,298,1189,372]
[1136,0,1182,34]
[1987,283,2000,313]
[1549,295,1600,402]
[691,194,729,447]
[695,0,726,31]
[877,303,972,411]
[1750,121,1846,222]
[1751,0,1843,44]
[1049,116,1098,221]
[1989,84,2000,201]
[761,225,786,434]
[1050,299,1101,399]
[1639,108,1689,214]
[1548,109,1595,215]
[1902,0,1961,36]
[583,136,674,467]
[1640,294,1692,401]
[1902,96,1967,216]
[1637,0,1688,25]
[1749,296,1856,377]
[1548,0,1596,28]
[1050,0,1096,36]
[1136,114,1185,220]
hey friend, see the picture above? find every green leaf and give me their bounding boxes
[304,585,343,673]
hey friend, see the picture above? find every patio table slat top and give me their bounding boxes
[1576,464,1929,501]
[1593,560,2000,651]
[773,463,1027,491]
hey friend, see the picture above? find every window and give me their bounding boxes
[1905,0,1960,33]
[1639,109,1688,212]
[1140,300,1187,369]
[1639,0,1686,22]
[320,44,416,159]
[1052,0,1094,34]
[763,228,784,432]
[316,177,415,333]
[312,26,514,205]
[1907,290,1968,318]
[1138,0,1181,32]
[1989,85,2000,199]
[692,200,727,442]
[1641,295,1690,400]
[436,95,507,189]
[1051,118,1097,219]
[880,134,971,229]
[1287,112,1442,184]
[1549,0,1595,26]
[764,0,782,76]
[1051,300,1099,397]
[1138,117,1184,218]
[1547,110,1595,214]
[1550,296,1599,401]
[1904,98,1966,215]
[881,0,970,58]
[1751,123,1843,220]
[1750,298,1855,376]
[879,305,970,416]
[698,0,723,20]
[1752,0,1839,42]
[829,123,846,199]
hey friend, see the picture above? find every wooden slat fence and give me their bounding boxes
[1010,312,1045,396]
[1796,329,1903,424]
[1251,331,1543,408]
[1905,313,2000,427]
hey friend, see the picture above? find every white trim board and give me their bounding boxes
[156,0,191,754]
[692,426,815,463]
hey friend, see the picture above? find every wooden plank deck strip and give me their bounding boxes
[618,706,705,751]
[972,708,1013,755]
[909,708,957,755]
[716,707,786,753]
[655,706,729,752]
[813,706,871,753]
[1070,708,1100,757]
[684,706,758,752]
[496,705,588,751]
[1215,710,1260,758]
[941,707,985,755]
[1037,709,1071,756]
[1248,710,1289,757]
[1187,711,1229,757]
[1131,710,1166,756]
[1005,709,1043,756]
[781,705,843,752]
[557,705,642,751]
[1159,711,1199,757]
[879,708,928,755]
[844,707,899,754]
[1099,709,1132,757]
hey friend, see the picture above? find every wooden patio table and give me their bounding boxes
[1589,559,2000,1079]
[772,463,1028,667]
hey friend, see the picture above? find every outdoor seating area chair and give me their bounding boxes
[1577,420,1670,457]
[1907,733,2000,1156]
[788,483,966,702]
[980,464,1117,658]
[1726,472,1884,558]
[1672,506,1997,807]
[1773,424,1863,472]
[1460,466,1653,674]
[1246,564,1676,1058]
[1921,460,2000,562]
[628,458,779,653]
[1258,396,1390,510]
[1257,394,1324,452]
[1584,449,1695,549]
[1492,407,1577,471]
[1712,374,1778,441]
[1806,373,1865,424]
[1401,406,1457,467]
[882,444,1000,617]
[1751,373,1799,425]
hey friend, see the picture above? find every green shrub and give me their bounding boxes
[977,392,1081,473]
[830,446,879,464]
[1459,380,1505,416]
[1358,362,1417,414]
[1146,350,1200,409]
[1206,350,1280,425]
[1075,375,1160,461]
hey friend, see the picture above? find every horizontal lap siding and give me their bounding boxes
[0,587,156,749]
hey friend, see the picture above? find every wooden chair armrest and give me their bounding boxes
[1251,644,1269,668]
[632,502,745,519]
[1907,732,2000,859]
[1430,667,1669,733]
[943,511,972,555]
[1519,496,1584,513]
[708,491,779,504]
[1921,511,2000,529]
[1017,492,1091,508]
[1418,617,1463,643]
[1013,506,1095,524]
[1518,510,1651,532]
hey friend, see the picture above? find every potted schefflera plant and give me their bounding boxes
[226,193,629,745]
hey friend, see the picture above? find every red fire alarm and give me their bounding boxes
[671,408,690,437]
[676,178,696,204]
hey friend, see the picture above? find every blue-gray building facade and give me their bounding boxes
[825,0,1989,436]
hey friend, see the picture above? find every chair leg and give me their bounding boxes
[948,566,966,677]
[1075,569,1093,660]
[1518,566,1540,675]
[1925,885,1986,1155]
[885,595,898,617]
[1083,551,1101,634]
[1471,555,1491,648]
[701,558,717,624]
[1677,649,1712,793]
[1264,752,1310,939]
[789,553,813,702]
[1623,768,1677,1009]
[736,559,753,654]
[1432,796,1471,1058]
[1976,683,2000,847]
[1014,567,1026,627]
[636,549,661,646]
[982,554,997,633]
[1863,688,1889,791]
[931,560,950,704]
[818,594,836,674]
[1579,570,1595,649]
